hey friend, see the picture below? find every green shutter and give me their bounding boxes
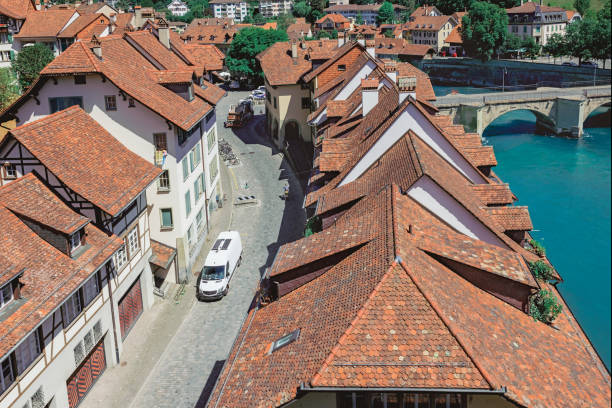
[8,34,13,43]
[182,157,189,181]
[9,50,14,60]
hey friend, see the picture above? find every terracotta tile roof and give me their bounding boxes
[375,37,433,57]
[325,3,406,12]
[486,206,533,231]
[396,61,435,100]
[14,9,78,38]
[149,240,176,269]
[462,146,497,167]
[286,21,311,40]
[312,52,370,99]
[0,173,89,235]
[566,10,576,19]
[0,174,123,357]
[411,5,440,17]
[257,40,338,86]
[315,13,349,24]
[8,106,161,216]
[184,43,225,71]
[195,79,227,105]
[506,1,567,13]
[40,33,219,130]
[76,2,115,15]
[0,254,22,288]
[189,17,234,27]
[209,184,611,408]
[0,0,34,19]
[58,13,106,38]
[180,23,238,44]
[470,183,515,205]
[406,15,455,31]
[303,41,364,83]
[112,13,134,35]
[446,25,463,44]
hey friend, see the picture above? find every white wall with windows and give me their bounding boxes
[12,73,221,281]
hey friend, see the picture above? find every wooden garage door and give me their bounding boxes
[118,277,143,339]
[66,340,106,408]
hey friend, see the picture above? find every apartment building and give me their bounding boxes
[328,0,349,6]
[323,3,406,26]
[404,14,458,52]
[0,26,226,285]
[506,1,569,46]
[259,0,293,18]
[0,0,34,67]
[209,0,248,23]
[208,41,611,408]
[168,0,190,16]
[0,106,160,408]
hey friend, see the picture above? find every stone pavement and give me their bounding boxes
[81,90,306,408]
[79,146,235,408]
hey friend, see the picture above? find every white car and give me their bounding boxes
[197,231,243,301]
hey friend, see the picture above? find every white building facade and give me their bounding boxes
[0,8,27,67]
[210,0,248,22]
[259,0,293,18]
[168,0,190,16]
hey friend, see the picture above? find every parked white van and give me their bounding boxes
[197,231,243,301]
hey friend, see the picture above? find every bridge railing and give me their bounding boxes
[434,86,611,106]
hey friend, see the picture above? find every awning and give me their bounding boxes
[149,240,176,270]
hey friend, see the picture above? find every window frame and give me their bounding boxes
[338,64,346,71]
[0,355,15,395]
[0,282,13,309]
[269,329,300,354]
[15,330,41,375]
[207,127,217,152]
[182,157,190,181]
[74,75,86,85]
[49,96,84,113]
[126,226,140,259]
[160,208,174,230]
[2,163,16,179]
[158,169,170,192]
[104,95,117,111]
[114,244,128,271]
[301,97,310,109]
[185,190,192,216]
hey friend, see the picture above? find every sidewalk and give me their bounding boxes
[79,162,234,408]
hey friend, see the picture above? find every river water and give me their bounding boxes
[434,85,611,369]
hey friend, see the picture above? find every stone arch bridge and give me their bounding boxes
[433,86,611,137]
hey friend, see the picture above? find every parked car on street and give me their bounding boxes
[196,231,243,301]
[562,61,578,66]
[580,61,598,68]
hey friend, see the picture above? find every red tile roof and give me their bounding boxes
[14,9,78,38]
[180,23,238,44]
[486,206,533,231]
[149,240,176,269]
[257,40,338,86]
[470,183,515,205]
[112,13,134,35]
[405,15,455,31]
[8,106,161,216]
[209,184,611,408]
[446,25,463,44]
[184,44,225,71]
[315,13,349,24]
[410,5,441,17]
[0,0,34,19]
[58,13,107,38]
[76,1,115,15]
[506,1,567,13]
[375,37,434,57]
[0,174,123,357]
[39,33,220,130]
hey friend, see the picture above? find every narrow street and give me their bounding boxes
[79,91,306,408]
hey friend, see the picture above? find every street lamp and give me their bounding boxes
[502,67,508,92]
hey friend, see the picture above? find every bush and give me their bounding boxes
[529,239,546,257]
[528,260,554,281]
[529,289,563,323]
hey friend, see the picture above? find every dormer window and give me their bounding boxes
[269,329,300,353]
[71,231,82,251]
[0,281,14,310]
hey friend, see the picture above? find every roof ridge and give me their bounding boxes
[310,260,399,386]
[80,40,101,72]
[396,258,497,390]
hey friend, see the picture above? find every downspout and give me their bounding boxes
[105,262,121,363]
[200,121,210,234]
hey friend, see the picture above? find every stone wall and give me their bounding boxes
[417,58,611,89]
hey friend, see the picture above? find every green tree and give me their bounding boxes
[355,11,364,24]
[0,68,19,110]
[140,0,154,7]
[225,27,288,81]
[377,1,394,24]
[277,13,296,31]
[253,12,266,24]
[461,2,508,61]
[12,44,54,90]
[316,30,332,39]
[293,0,311,17]
[595,1,611,65]
[573,0,590,15]
[503,32,522,51]
[542,33,567,63]
[307,8,323,23]
[521,36,540,59]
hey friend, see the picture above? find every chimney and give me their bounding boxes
[291,39,298,59]
[109,13,117,23]
[361,78,379,116]
[337,30,345,47]
[91,35,102,60]
[397,75,416,103]
[157,18,171,49]
[365,39,375,58]
[35,0,41,10]
[357,34,365,47]
[384,60,397,82]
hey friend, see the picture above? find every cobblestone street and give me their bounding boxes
[79,91,306,408]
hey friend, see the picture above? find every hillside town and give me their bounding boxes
[0,0,610,408]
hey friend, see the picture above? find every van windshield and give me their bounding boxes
[201,266,225,280]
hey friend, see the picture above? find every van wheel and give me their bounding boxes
[223,285,229,296]
[237,256,242,267]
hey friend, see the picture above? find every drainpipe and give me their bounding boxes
[200,123,210,234]
[105,263,121,364]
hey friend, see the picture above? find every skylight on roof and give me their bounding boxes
[269,329,300,353]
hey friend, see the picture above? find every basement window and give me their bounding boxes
[74,75,86,85]
[269,329,300,354]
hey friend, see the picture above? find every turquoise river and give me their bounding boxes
[434,85,611,369]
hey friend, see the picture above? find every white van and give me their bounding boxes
[197,231,242,301]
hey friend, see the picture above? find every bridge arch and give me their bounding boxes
[480,103,556,135]
[583,100,611,123]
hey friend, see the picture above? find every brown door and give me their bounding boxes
[118,277,143,339]
[66,339,106,408]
